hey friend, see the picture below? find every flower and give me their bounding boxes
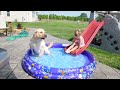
[31,63,34,67]
[60,70,65,75]
[80,68,83,73]
[44,75,49,79]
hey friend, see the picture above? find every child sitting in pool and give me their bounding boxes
[65,29,85,54]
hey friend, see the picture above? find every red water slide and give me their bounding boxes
[64,20,105,55]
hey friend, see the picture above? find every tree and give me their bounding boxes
[95,15,104,21]
[80,13,87,18]
[83,17,87,21]
[49,14,53,19]
[62,16,66,20]
[66,16,70,20]
[74,17,77,21]
[38,14,89,21]
[53,14,57,19]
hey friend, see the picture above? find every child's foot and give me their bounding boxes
[65,50,70,54]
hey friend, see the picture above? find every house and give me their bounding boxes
[0,14,6,28]
[0,11,38,22]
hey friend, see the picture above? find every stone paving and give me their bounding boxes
[0,28,120,79]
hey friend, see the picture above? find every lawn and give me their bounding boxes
[13,20,87,40]
[13,20,120,70]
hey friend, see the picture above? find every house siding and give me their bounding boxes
[0,11,38,22]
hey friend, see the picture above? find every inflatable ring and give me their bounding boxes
[22,43,96,79]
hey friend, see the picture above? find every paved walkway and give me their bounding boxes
[0,28,120,79]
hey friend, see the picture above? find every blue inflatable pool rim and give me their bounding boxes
[22,43,96,79]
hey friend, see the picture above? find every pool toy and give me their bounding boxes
[64,20,105,55]
[22,43,96,79]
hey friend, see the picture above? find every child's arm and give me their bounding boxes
[72,37,75,42]
[78,36,85,49]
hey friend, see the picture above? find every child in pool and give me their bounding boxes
[65,29,85,54]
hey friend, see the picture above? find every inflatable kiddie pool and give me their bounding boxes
[22,43,96,79]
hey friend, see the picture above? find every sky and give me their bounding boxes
[38,11,98,18]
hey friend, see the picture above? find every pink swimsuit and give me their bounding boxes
[74,36,80,45]
[74,36,85,47]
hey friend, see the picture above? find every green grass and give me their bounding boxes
[13,20,87,40]
[12,20,120,70]
[87,46,120,70]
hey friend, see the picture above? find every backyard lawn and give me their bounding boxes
[13,20,120,70]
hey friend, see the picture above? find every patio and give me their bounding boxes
[0,28,120,79]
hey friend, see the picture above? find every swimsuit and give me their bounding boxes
[73,36,85,48]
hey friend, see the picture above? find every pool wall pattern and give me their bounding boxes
[22,44,96,79]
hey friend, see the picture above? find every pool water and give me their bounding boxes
[30,48,90,69]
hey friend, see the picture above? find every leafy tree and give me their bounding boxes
[95,15,104,21]
[38,14,89,22]
[80,13,87,18]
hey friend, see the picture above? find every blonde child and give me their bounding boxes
[65,29,85,54]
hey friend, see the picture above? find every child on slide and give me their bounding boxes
[65,29,85,54]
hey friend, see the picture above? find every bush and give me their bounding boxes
[96,15,104,22]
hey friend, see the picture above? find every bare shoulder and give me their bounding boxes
[80,36,84,41]
[80,36,83,39]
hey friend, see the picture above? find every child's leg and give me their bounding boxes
[67,43,75,50]
[47,42,54,49]
[68,45,78,53]
[65,45,78,53]
[65,43,75,53]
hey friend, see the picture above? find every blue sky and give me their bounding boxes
[38,11,94,18]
